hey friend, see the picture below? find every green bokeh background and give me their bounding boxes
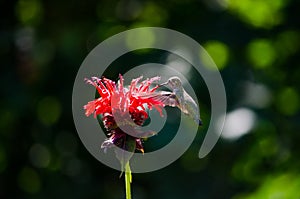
[1,0,300,198]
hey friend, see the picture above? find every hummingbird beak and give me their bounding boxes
[158,82,168,87]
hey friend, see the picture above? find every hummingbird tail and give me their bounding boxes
[198,119,203,126]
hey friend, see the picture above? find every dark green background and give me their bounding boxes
[1,0,300,198]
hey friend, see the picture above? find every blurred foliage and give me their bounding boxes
[1,0,300,198]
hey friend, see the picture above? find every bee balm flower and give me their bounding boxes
[84,74,164,156]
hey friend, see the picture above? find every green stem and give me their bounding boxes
[125,162,132,199]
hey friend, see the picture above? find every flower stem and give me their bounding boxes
[125,162,132,199]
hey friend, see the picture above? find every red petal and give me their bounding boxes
[129,76,143,96]
[85,77,109,98]
[83,100,96,117]
[153,104,164,116]
[103,78,116,94]
[118,74,124,94]
[149,85,159,92]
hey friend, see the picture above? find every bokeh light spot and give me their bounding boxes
[247,39,276,69]
[232,152,259,183]
[275,30,300,59]
[138,2,168,26]
[220,108,256,140]
[258,136,278,157]
[125,28,156,51]
[236,173,300,198]
[228,0,286,28]
[15,0,43,26]
[203,0,229,11]
[242,82,272,108]
[29,143,51,168]
[276,87,299,116]
[203,41,229,70]
[115,0,142,21]
[47,156,62,172]
[18,167,41,194]
[37,96,61,126]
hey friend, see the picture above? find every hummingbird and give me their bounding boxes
[141,76,202,126]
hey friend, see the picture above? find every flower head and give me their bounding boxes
[84,74,164,156]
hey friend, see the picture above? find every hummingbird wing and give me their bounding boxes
[137,91,180,107]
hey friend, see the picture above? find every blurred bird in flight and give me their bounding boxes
[140,76,202,126]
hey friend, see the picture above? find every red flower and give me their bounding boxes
[84,74,164,154]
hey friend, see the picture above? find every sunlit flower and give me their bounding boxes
[84,74,164,155]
